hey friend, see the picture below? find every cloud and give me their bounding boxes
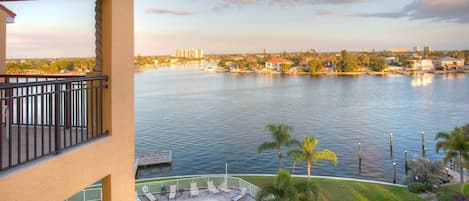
[145,7,193,16]
[315,9,334,16]
[213,0,367,12]
[224,0,367,5]
[347,0,469,24]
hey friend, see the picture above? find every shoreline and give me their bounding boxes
[198,69,469,76]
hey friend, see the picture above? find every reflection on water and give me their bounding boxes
[411,73,433,87]
[135,65,469,182]
[443,73,465,80]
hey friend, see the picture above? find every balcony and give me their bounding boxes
[0,74,107,172]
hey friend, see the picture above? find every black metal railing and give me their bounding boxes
[0,75,108,171]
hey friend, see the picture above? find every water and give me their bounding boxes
[135,63,469,183]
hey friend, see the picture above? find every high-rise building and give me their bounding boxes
[390,48,408,53]
[413,46,421,52]
[175,48,204,59]
[424,45,432,53]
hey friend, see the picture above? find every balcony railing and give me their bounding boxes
[0,74,108,171]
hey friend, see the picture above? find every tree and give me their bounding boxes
[337,50,359,72]
[258,124,299,169]
[288,136,337,178]
[435,127,469,195]
[308,59,322,74]
[404,158,443,188]
[370,57,388,72]
[256,169,318,201]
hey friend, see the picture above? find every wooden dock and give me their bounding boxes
[136,150,172,167]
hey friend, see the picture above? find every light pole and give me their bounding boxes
[393,162,397,184]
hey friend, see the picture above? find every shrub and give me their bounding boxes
[404,157,444,187]
[408,182,427,193]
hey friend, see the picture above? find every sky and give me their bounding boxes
[2,0,469,58]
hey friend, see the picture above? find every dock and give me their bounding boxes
[136,150,172,167]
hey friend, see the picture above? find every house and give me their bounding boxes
[435,56,465,70]
[0,1,135,201]
[385,57,397,64]
[265,58,293,71]
[408,59,434,71]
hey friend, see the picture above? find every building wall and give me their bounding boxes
[0,11,6,74]
[0,1,135,201]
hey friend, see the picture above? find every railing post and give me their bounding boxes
[65,82,72,129]
[54,83,61,154]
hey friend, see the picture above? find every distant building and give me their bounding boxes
[385,57,397,64]
[265,58,293,71]
[391,48,408,53]
[388,65,404,71]
[424,45,432,52]
[413,46,421,52]
[408,59,434,71]
[435,56,465,70]
[175,48,204,59]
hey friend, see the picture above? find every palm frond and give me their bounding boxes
[313,149,338,165]
[435,132,450,140]
[287,150,306,162]
[258,142,278,154]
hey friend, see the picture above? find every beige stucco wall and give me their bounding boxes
[0,0,135,201]
[0,11,6,74]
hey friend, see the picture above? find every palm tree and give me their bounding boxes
[258,124,299,169]
[288,136,338,178]
[256,169,318,201]
[435,127,469,195]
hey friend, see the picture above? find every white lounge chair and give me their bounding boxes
[142,185,157,201]
[169,185,177,200]
[207,181,220,194]
[190,182,199,197]
[136,193,142,201]
[219,181,231,193]
[232,187,246,201]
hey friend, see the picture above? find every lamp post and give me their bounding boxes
[393,162,397,184]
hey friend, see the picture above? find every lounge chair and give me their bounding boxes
[136,193,142,201]
[219,181,231,193]
[232,187,246,201]
[190,182,199,197]
[207,181,220,194]
[169,185,177,200]
[142,185,158,201]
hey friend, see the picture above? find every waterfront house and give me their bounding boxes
[0,1,135,201]
[435,56,465,70]
[265,58,293,71]
[408,59,434,71]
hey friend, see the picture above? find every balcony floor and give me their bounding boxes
[1,125,90,170]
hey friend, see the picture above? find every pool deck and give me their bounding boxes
[138,188,255,201]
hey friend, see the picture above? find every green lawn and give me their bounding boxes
[238,176,425,201]
[437,183,469,197]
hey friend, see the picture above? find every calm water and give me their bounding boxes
[135,63,469,183]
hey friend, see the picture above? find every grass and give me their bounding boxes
[238,176,425,201]
[437,183,469,197]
